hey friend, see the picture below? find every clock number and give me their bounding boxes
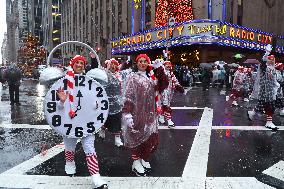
[51,90,60,101]
[79,76,85,86]
[97,113,104,123]
[101,100,108,110]
[63,79,68,90]
[87,122,96,133]
[75,127,84,137]
[74,76,85,87]
[47,102,56,113]
[64,124,72,135]
[96,87,103,97]
[52,115,61,127]
[88,80,92,90]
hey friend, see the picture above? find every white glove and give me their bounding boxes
[151,59,164,69]
[122,113,134,127]
[163,50,168,59]
[127,56,131,62]
[183,88,189,95]
[265,44,272,53]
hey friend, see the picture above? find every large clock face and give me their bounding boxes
[44,75,109,138]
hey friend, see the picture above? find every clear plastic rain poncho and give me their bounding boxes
[104,71,123,115]
[122,71,158,148]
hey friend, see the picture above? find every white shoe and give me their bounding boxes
[158,115,165,124]
[114,135,123,147]
[132,159,146,176]
[98,129,105,139]
[140,159,151,171]
[232,101,238,106]
[244,98,249,102]
[280,109,284,116]
[167,119,175,128]
[247,110,255,121]
[65,161,76,175]
[91,174,108,189]
[225,96,230,101]
[265,121,278,130]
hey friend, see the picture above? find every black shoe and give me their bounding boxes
[93,184,108,189]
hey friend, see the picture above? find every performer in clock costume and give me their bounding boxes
[98,58,124,147]
[122,54,169,176]
[158,60,185,127]
[248,44,279,130]
[46,55,108,189]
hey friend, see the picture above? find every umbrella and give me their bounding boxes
[214,61,226,68]
[227,63,239,68]
[243,59,261,64]
[233,54,245,59]
[199,63,214,69]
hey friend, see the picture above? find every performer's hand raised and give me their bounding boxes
[57,87,69,103]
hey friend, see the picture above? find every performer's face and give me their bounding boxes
[73,60,85,74]
[268,59,275,67]
[109,63,118,73]
[137,57,148,71]
[165,64,171,70]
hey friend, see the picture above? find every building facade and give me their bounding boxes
[6,0,19,63]
[61,0,131,64]
[112,0,284,64]
[42,0,62,62]
[1,33,8,66]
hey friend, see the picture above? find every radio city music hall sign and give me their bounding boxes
[111,20,273,48]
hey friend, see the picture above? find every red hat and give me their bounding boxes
[268,55,275,61]
[69,55,87,67]
[238,66,244,70]
[110,58,120,66]
[164,61,172,66]
[136,54,151,64]
[275,62,284,70]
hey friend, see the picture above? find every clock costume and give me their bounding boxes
[98,58,124,147]
[45,55,108,189]
[158,60,185,127]
[275,62,284,115]
[122,54,169,176]
[248,45,279,130]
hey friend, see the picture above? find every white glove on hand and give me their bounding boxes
[122,113,134,127]
[163,50,168,59]
[265,44,272,53]
[183,88,189,95]
[151,59,164,69]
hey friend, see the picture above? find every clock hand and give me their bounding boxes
[76,90,83,110]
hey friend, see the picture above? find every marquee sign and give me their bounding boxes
[111,19,284,54]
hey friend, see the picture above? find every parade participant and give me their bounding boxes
[226,66,245,106]
[122,54,168,176]
[4,63,22,106]
[243,67,251,102]
[159,60,186,127]
[98,58,124,147]
[248,45,279,130]
[56,55,108,189]
[275,62,284,115]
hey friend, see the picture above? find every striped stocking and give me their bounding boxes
[86,154,99,175]
[65,150,75,162]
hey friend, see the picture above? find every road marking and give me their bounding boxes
[0,124,51,130]
[212,126,284,130]
[158,126,198,129]
[206,177,275,189]
[180,107,213,188]
[263,161,284,182]
[171,107,204,110]
[1,143,64,175]
[0,174,181,189]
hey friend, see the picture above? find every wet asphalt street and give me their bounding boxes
[0,80,284,189]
